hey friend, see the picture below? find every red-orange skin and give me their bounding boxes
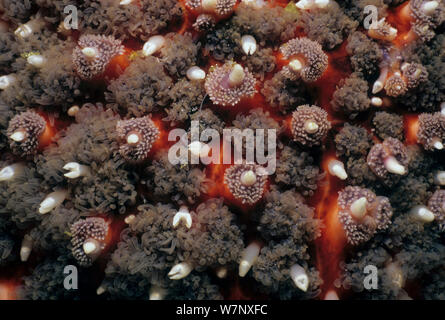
[35,111,59,150]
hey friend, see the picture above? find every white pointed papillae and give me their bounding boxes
[304,120,319,134]
[371,97,383,107]
[289,58,303,73]
[422,1,439,15]
[83,239,99,255]
[0,75,16,90]
[10,130,25,142]
[216,267,228,279]
[20,235,33,262]
[372,66,388,94]
[15,24,32,38]
[350,197,368,220]
[434,171,445,186]
[124,214,136,224]
[433,139,444,150]
[202,0,217,11]
[296,0,330,10]
[96,285,106,295]
[82,47,98,59]
[324,290,339,300]
[27,55,46,68]
[186,66,206,81]
[228,64,246,87]
[149,286,166,300]
[68,105,80,117]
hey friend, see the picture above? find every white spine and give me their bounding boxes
[142,36,165,56]
[39,190,68,214]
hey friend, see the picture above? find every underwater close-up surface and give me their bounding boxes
[0,0,444,300]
